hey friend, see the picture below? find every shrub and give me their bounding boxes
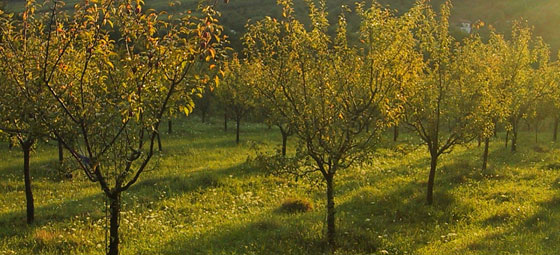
[278,198,313,214]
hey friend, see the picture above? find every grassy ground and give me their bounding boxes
[1,116,560,254]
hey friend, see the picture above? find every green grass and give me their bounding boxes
[1,116,560,254]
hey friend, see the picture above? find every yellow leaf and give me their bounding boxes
[214,76,220,86]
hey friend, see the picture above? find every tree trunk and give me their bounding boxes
[58,138,64,165]
[553,116,558,142]
[426,153,438,205]
[482,137,489,171]
[535,122,538,143]
[168,119,172,134]
[325,175,336,253]
[505,130,509,148]
[393,125,399,142]
[511,121,518,152]
[157,133,162,152]
[22,140,34,224]
[224,113,228,132]
[281,131,288,156]
[108,193,121,255]
[279,126,288,156]
[236,116,240,145]
[477,136,481,147]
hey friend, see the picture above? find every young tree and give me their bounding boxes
[499,23,551,152]
[0,1,225,254]
[549,56,560,142]
[456,32,510,171]
[404,2,488,204]
[215,55,253,144]
[242,30,294,155]
[196,86,214,123]
[245,0,421,251]
[0,1,68,224]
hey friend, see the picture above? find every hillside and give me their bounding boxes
[2,0,560,51]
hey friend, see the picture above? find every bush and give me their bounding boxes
[277,198,313,214]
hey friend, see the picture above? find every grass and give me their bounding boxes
[1,116,560,254]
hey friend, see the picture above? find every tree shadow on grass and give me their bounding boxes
[0,163,255,240]
[158,174,474,255]
[160,210,328,255]
[457,194,560,254]
[336,178,475,253]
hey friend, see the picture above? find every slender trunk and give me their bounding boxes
[511,121,518,152]
[58,138,64,165]
[279,125,288,156]
[281,132,288,156]
[201,110,206,123]
[167,119,172,134]
[427,152,438,205]
[482,137,489,171]
[236,116,240,145]
[108,193,121,255]
[157,133,162,152]
[22,140,34,224]
[505,130,509,148]
[553,116,558,142]
[224,113,228,132]
[535,122,538,143]
[325,174,336,253]
[477,136,481,147]
[393,125,399,142]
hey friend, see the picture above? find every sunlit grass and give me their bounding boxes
[1,116,560,254]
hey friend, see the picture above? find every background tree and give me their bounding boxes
[245,0,421,251]
[0,1,69,224]
[215,55,254,144]
[455,32,510,171]
[243,26,294,156]
[195,85,214,124]
[499,23,550,152]
[404,2,487,205]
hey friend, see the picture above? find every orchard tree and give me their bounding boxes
[549,55,560,141]
[499,23,552,152]
[0,1,71,224]
[243,18,295,156]
[1,1,226,254]
[245,0,421,251]
[404,2,488,205]
[216,55,254,144]
[527,38,556,144]
[196,85,214,123]
[456,32,510,171]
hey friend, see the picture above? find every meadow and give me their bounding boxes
[1,116,559,255]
